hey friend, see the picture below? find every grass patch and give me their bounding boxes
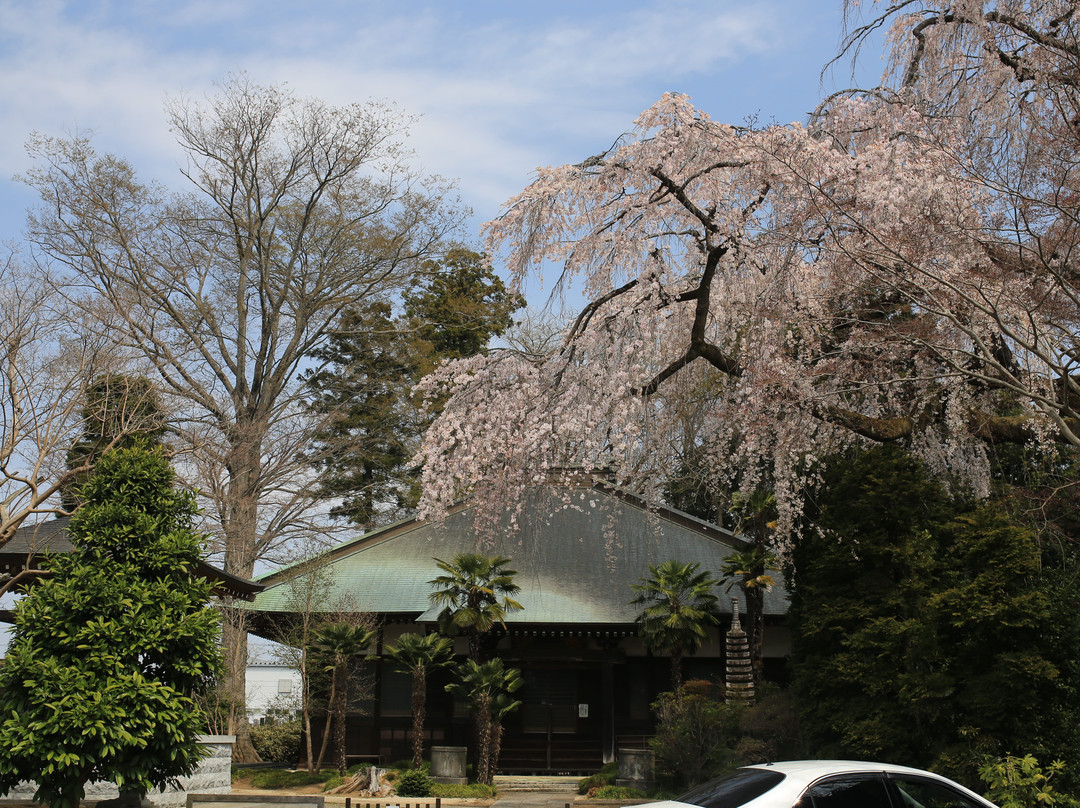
[430,782,497,799]
[592,785,651,799]
[249,768,339,790]
[322,776,346,792]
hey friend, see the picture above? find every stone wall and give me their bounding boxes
[5,735,234,807]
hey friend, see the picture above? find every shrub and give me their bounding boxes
[395,768,434,797]
[579,761,619,794]
[322,776,345,792]
[734,685,800,764]
[347,763,373,778]
[250,720,302,764]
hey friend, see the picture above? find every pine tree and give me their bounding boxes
[304,248,522,528]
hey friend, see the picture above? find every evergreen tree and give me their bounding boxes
[61,374,167,510]
[403,247,523,361]
[304,301,422,527]
[721,489,779,686]
[0,445,222,808]
[789,446,1078,789]
[304,248,522,528]
[310,622,375,776]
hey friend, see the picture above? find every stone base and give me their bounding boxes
[616,778,655,791]
[4,735,235,808]
[430,777,468,786]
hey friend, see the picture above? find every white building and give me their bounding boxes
[246,663,302,724]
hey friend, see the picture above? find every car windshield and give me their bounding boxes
[678,768,787,808]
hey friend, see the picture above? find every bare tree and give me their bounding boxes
[267,557,336,772]
[0,252,149,586]
[21,76,464,759]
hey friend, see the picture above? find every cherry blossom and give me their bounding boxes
[418,2,1079,541]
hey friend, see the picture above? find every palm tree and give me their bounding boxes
[631,559,719,691]
[446,658,523,785]
[311,622,375,775]
[428,553,523,660]
[723,488,779,685]
[385,632,455,768]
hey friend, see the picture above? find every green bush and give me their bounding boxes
[395,768,434,797]
[249,769,338,789]
[652,680,744,789]
[322,776,345,792]
[250,720,302,764]
[430,782,497,799]
[579,761,619,794]
[979,755,1080,808]
[734,685,800,764]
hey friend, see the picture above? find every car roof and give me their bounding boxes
[744,760,947,781]
[642,760,998,808]
[737,761,996,808]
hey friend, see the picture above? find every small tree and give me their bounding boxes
[428,553,523,660]
[631,560,719,691]
[311,622,375,776]
[386,632,455,768]
[446,658,522,785]
[0,445,222,808]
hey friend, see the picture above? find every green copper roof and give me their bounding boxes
[251,485,787,624]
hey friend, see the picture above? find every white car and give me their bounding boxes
[641,760,998,808]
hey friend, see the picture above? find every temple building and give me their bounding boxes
[248,480,789,773]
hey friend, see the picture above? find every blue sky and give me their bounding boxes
[0,0,885,290]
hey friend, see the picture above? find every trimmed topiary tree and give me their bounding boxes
[0,445,223,808]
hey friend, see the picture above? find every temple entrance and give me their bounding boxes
[498,664,604,773]
[520,669,578,770]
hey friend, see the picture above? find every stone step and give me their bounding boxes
[493,775,582,793]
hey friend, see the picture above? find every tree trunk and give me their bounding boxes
[489,719,504,781]
[315,670,338,771]
[220,604,260,763]
[334,665,348,776]
[304,708,315,773]
[671,648,684,692]
[301,645,316,772]
[222,435,263,763]
[475,699,493,786]
[411,669,426,768]
[746,584,765,686]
